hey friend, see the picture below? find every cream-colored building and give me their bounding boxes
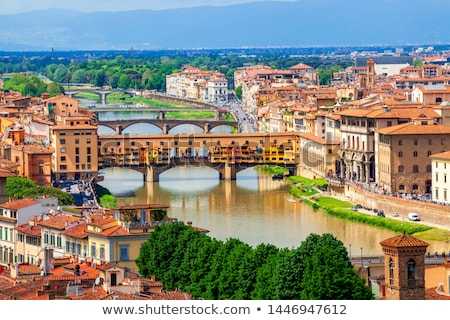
[298,132,340,178]
[0,198,48,268]
[166,66,228,103]
[430,150,450,204]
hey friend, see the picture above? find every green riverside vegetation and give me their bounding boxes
[136,222,374,300]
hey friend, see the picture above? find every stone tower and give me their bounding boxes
[366,58,375,89]
[380,232,429,300]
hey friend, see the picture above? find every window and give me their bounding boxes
[87,147,91,155]
[413,139,418,145]
[444,189,448,202]
[389,258,394,285]
[66,241,70,253]
[119,245,129,261]
[427,151,432,157]
[435,187,439,199]
[399,140,402,146]
[398,165,404,173]
[413,151,418,157]
[50,234,55,246]
[428,139,432,145]
[407,259,416,288]
[426,165,432,173]
[100,245,105,260]
[413,165,419,173]
[56,236,62,248]
[75,147,79,155]
[44,233,48,244]
[60,139,66,144]
[91,243,97,257]
[398,151,403,157]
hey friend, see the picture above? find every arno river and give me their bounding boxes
[85,99,450,257]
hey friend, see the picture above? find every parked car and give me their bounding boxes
[391,212,399,217]
[408,212,420,221]
[377,211,385,217]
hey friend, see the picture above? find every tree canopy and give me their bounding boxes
[6,177,74,205]
[136,222,374,300]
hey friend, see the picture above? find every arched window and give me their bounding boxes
[398,165,404,173]
[412,184,419,190]
[407,259,416,288]
[436,97,443,103]
[387,258,394,285]
[399,184,405,190]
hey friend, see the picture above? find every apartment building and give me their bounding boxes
[166,66,228,103]
[411,84,450,104]
[51,117,98,181]
[337,104,442,184]
[0,198,48,268]
[298,132,340,178]
[430,151,450,204]
[375,119,450,194]
[10,144,53,186]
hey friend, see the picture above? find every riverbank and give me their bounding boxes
[265,169,450,243]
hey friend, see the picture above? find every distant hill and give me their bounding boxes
[1,0,449,51]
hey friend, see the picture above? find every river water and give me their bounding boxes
[84,98,450,257]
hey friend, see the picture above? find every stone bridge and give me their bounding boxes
[98,119,238,134]
[65,88,137,103]
[98,132,302,181]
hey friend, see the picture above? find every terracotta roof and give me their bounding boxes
[380,233,429,248]
[62,221,88,239]
[37,214,83,230]
[376,122,450,135]
[430,150,450,160]
[15,222,42,236]
[0,198,40,210]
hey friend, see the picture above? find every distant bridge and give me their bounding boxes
[98,118,238,134]
[65,88,137,103]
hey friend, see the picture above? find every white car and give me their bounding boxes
[408,212,420,221]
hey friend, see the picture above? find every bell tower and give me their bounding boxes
[366,58,375,89]
[380,232,428,300]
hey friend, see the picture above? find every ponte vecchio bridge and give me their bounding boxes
[98,132,301,181]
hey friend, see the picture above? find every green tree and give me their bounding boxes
[46,82,64,96]
[299,233,374,300]
[235,85,242,100]
[99,194,116,208]
[6,177,37,199]
[22,186,74,205]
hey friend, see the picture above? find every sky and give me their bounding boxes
[0,0,294,14]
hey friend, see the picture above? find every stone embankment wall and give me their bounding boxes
[342,183,450,227]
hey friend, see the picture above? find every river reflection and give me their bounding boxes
[97,166,450,256]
